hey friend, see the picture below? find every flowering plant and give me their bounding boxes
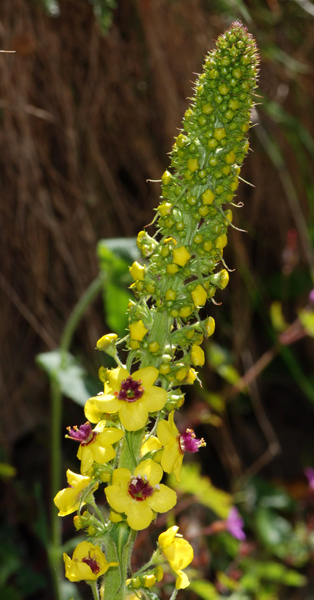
[54,21,259,600]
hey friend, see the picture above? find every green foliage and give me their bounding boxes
[189,580,219,599]
[169,463,232,519]
[97,238,137,337]
[36,350,99,406]
[89,0,117,33]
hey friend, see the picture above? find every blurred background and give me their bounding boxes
[1,0,314,599]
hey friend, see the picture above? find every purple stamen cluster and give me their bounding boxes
[82,555,100,574]
[179,429,206,453]
[67,422,95,446]
[116,376,144,403]
[128,475,154,501]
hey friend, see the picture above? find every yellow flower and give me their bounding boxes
[129,320,148,341]
[129,261,145,281]
[158,526,193,589]
[63,541,118,582]
[54,470,96,516]
[105,459,177,530]
[191,284,207,307]
[96,333,117,350]
[172,246,191,267]
[157,412,205,482]
[191,344,205,366]
[84,398,108,424]
[141,435,162,458]
[91,366,167,431]
[67,420,124,474]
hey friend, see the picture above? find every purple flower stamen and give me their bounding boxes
[128,475,154,501]
[67,422,95,445]
[115,376,144,403]
[179,429,206,453]
[82,556,100,574]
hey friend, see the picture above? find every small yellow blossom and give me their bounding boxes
[191,344,205,366]
[105,459,177,530]
[191,284,207,307]
[63,541,118,582]
[158,526,194,589]
[205,316,215,337]
[67,420,123,474]
[129,320,148,341]
[201,188,215,205]
[141,435,163,458]
[54,470,96,516]
[173,246,191,267]
[96,333,117,350]
[91,366,167,431]
[129,261,145,281]
[157,412,205,482]
[186,368,198,384]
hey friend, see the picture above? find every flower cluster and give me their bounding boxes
[54,21,258,600]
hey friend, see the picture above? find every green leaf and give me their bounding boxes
[189,580,219,599]
[97,238,138,336]
[36,350,99,406]
[281,569,306,587]
[206,343,240,384]
[255,508,292,549]
[169,463,232,518]
[97,237,139,265]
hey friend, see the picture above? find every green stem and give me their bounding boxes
[60,274,105,359]
[48,374,63,600]
[90,580,100,600]
[48,274,105,600]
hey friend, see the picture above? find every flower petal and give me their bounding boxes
[84,399,104,423]
[112,468,131,486]
[161,442,181,475]
[66,469,91,490]
[126,501,153,530]
[105,484,132,513]
[119,401,148,431]
[54,487,80,516]
[98,428,124,445]
[173,454,184,482]
[107,367,129,393]
[92,444,116,465]
[157,419,177,445]
[143,386,167,412]
[94,396,122,413]
[146,484,177,513]
[78,446,94,473]
[158,526,179,549]
[175,570,190,590]
[132,366,159,387]
[167,538,194,571]
[135,459,163,486]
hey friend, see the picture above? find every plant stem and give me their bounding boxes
[60,274,105,358]
[90,580,100,600]
[49,274,105,600]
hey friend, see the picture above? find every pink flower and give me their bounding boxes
[226,507,246,541]
[304,467,314,490]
